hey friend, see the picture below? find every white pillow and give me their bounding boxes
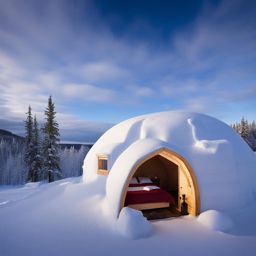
[138,177,152,184]
[130,177,139,184]
[143,185,159,191]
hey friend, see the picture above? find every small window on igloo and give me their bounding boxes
[97,155,109,175]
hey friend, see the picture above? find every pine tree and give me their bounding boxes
[31,115,43,182]
[42,96,61,182]
[24,105,34,181]
[249,121,256,151]
[251,121,256,139]
[240,117,249,141]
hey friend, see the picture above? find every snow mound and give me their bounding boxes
[197,210,233,232]
[116,207,152,239]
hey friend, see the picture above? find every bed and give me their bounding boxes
[125,177,176,210]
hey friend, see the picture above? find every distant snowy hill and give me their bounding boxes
[0,129,24,142]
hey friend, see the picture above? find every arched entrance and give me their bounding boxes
[119,148,200,216]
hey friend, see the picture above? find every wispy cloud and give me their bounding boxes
[62,83,117,102]
[80,61,131,83]
[128,86,155,97]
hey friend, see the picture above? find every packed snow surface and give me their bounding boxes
[1,178,256,256]
[83,111,256,217]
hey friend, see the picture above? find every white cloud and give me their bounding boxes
[62,83,117,103]
[80,62,130,83]
[159,78,201,98]
[183,97,211,112]
[131,86,155,97]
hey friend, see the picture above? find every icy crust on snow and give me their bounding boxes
[116,207,152,239]
[83,111,256,217]
[197,210,233,232]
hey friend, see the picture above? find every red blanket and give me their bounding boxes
[125,187,175,206]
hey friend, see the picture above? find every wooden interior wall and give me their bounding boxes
[160,150,199,215]
[157,155,178,192]
[178,164,195,214]
[134,156,168,188]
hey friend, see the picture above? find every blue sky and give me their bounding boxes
[0,0,255,142]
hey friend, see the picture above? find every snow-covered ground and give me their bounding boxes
[1,178,256,256]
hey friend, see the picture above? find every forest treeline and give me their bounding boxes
[231,117,256,151]
[0,140,89,185]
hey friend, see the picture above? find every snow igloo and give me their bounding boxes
[83,111,256,218]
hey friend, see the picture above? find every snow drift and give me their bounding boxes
[197,210,233,232]
[116,207,152,239]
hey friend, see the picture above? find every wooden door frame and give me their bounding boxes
[118,147,200,216]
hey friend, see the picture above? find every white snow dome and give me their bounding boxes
[83,111,256,218]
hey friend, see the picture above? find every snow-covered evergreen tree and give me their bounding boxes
[42,96,61,182]
[231,118,256,151]
[30,115,43,182]
[248,121,256,151]
[24,105,35,181]
[251,121,256,139]
[240,117,249,141]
